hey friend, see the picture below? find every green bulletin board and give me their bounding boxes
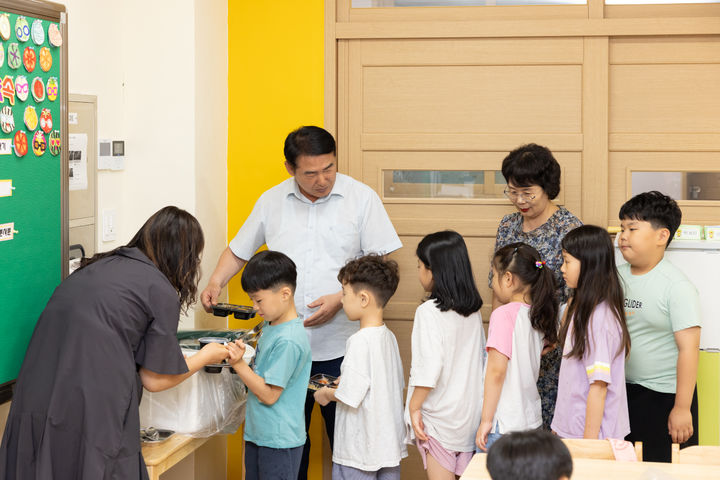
[0,4,67,392]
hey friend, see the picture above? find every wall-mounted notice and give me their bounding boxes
[68,133,88,191]
[0,179,12,197]
[0,222,15,242]
[0,138,11,155]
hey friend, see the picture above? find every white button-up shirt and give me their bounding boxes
[229,173,402,361]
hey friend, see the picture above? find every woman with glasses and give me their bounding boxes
[488,143,582,431]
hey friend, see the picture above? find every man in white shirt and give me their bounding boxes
[200,126,402,480]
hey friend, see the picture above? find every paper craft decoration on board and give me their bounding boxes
[0,43,4,69]
[0,179,13,197]
[15,16,29,42]
[0,13,10,41]
[31,19,44,45]
[15,75,29,102]
[23,46,36,73]
[1,76,15,105]
[31,77,44,102]
[32,130,46,156]
[7,43,21,70]
[46,77,57,101]
[40,108,52,133]
[0,106,13,133]
[48,23,62,47]
[23,105,37,131]
[0,222,17,242]
[13,130,27,157]
[49,130,60,156]
[39,47,52,72]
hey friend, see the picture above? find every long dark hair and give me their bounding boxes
[493,243,558,345]
[81,206,204,311]
[559,225,630,360]
[416,231,483,316]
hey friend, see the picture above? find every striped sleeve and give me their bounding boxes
[584,305,620,385]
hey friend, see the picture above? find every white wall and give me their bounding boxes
[193,0,229,329]
[63,0,227,328]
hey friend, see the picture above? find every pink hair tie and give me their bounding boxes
[535,261,545,269]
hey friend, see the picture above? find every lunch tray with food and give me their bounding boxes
[308,373,338,391]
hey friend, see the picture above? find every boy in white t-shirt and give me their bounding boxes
[314,255,407,479]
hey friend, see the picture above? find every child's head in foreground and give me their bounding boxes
[241,250,297,322]
[618,191,682,263]
[487,430,573,480]
[337,255,400,320]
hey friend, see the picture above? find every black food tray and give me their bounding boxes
[140,428,174,443]
[212,303,256,319]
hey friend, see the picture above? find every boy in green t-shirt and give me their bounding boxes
[227,250,312,480]
[617,191,701,462]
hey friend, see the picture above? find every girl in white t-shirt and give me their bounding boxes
[405,230,486,479]
[476,242,559,452]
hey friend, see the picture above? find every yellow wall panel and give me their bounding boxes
[227,1,324,478]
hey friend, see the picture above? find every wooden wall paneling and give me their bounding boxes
[588,0,605,20]
[325,0,338,138]
[336,39,351,174]
[605,4,720,19]
[610,64,720,134]
[337,0,351,22]
[347,5,588,22]
[581,36,609,226]
[335,18,720,40]
[385,204,515,237]
[361,133,584,152]
[358,37,584,65]
[610,134,720,153]
[347,41,363,179]
[362,65,582,134]
[610,36,720,65]
[336,0,350,175]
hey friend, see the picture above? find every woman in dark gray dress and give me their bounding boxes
[0,206,229,480]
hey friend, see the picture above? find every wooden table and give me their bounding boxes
[461,453,720,480]
[142,434,210,480]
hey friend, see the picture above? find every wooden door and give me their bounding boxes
[341,35,585,478]
[328,2,720,478]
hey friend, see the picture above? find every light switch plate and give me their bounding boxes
[102,209,116,242]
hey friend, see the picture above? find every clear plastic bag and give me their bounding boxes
[139,348,250,437]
